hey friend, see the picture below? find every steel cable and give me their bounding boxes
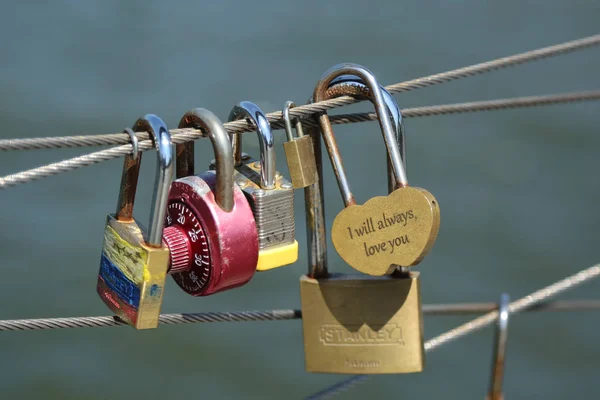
[1,300,598,332]
[306,263,600,400]
[1,263,598,332]
[0,310,301,331]
[1,90,599,189]
[2,34,600,153]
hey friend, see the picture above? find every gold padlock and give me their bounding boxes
[96,115,173,330]
[282,101,317,188]
[316,64,440,277]
[299,63,425,374]
[300,270,423,374]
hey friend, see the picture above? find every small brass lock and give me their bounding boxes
[227,101,298,271]
[282,101,317,188]
[96,115,173,330]
[299,63,426,374]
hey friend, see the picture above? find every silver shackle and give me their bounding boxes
[314,63,408,206]
[178,108,235,212]
[131,114,173,246]
[283,101,306,141]
[328,74,405,170]
[328,74,405,193]
[229,101,276,190]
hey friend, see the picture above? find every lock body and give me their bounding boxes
[233,158,298,271]
[283,135,317,188]
[300,272,424,374]
[97,215,169,329]
[166,172,259,295]
[282,100,318,189]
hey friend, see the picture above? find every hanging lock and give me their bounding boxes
[300,271,423,374]
[300,64,425,374]
[226,101,298,271]
[318,64,440,276]
[97,115,173,330]
[282,101,317,188]
[164,108,258,296]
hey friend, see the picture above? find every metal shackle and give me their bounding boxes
[313,63,408,206]
[283,101,305,141]
[487,293,510,400]
[177,108,235,212]
[126,114,173,247]
[115,128,143,223]
[123,128,140,160]
[328,75,405,169]
[228,101,276,190]
[327,75,405,194]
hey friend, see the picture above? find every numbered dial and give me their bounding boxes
[163,202,212,295]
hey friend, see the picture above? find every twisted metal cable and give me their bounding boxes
[2,90,599,190]
[2,33,599,153]
[0,134,137,151]
[0,309,301,331]
[1,300,598,332]
[2,300,598,332]
[337,90,600,122]
[306,263,600,400]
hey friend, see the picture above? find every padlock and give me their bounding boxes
[300,64,426,374]
[163,108,258,296]
[300,271,424,374]
[282,101,317,188]
[227,101,298,271]
[300,77,404,277]
[97,115,173,330]
[316,64,440,276]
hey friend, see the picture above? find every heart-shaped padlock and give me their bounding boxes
[314,63,440,276]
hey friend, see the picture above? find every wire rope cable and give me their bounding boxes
[1,34,599,152]
[1,300,598,332]
[1,91,599,189]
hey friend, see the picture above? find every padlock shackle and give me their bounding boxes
[116,128,142,222]
[228,101,276,190]
[282,101,305,142]
[313,64,408,207]
[327,75,405,193]
[178,108,234,212]
[131,114,174,247]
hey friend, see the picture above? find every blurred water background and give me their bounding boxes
[0,1,599,399]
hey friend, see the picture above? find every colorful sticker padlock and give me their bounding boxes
[97,114,173,330]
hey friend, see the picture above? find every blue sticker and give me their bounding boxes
[99,254,141,308]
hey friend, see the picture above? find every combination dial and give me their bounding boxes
[162,201,212,295]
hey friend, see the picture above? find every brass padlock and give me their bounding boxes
[227,101,298,271]
[317,64,440,276]
[96,115,173,330]
[299,64,425,374]
[300,272,423,374]
[282,101,317,188]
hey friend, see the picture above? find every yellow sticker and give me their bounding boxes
[101,225,148,285]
